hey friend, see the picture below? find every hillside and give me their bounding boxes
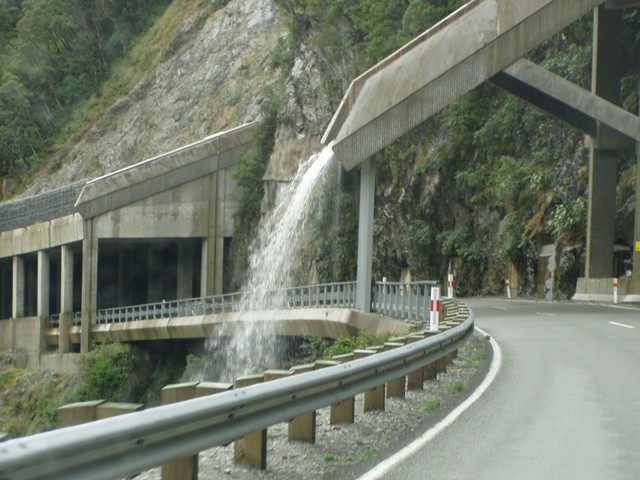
[1,0,639,298]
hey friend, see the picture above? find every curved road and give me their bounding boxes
[368,298,640,480]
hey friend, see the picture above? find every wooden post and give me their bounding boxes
[56,400,105,428]
[288,364,316,443]
[406,334,425,390]
[354,350,385,412]
[384,342,406,398]
[315,356,354,424]
[96,402,143,420]
[161,382,199,480]
[234,374,266,470]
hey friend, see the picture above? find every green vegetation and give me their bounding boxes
[446,380,464,394]
[423,399,439,411]
[324,453,337,462]
[322,329,395,358]
[362,447,376,460]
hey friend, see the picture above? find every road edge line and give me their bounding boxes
[357,325,503,480]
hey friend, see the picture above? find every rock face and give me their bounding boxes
[23,0,287,196]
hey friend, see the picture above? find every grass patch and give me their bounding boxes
[470,353,486,362]
[446,381,464,394]
[362,447,376,460]
[324,453,337,462]
[423,399,439,411]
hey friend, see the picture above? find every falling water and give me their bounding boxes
[199,145,338,381]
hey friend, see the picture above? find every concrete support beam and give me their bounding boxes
[355,158,375,312]
[37,250,50,318]
[12,256,24,319]
[606,0,640,8]
[59,245,74,353]
[586,5,623,279]
[81,220,98,353]
[491,59,639,145]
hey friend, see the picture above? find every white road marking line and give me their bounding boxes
[536,312,556,317]
[491,306,507,310]
[358,326,503,480]
[608,321,634,329]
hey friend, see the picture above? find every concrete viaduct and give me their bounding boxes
[1,0,640,371]
[0,124,255,369]
[322,0,640,307]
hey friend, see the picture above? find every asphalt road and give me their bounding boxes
[370,298,640,480]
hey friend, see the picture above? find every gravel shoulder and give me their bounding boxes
[136,333,492,480]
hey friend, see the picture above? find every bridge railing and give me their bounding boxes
[46,280,438,327]
[371,280,438,322]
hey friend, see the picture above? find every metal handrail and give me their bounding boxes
[0,307,474,480]
[43,280,439,327]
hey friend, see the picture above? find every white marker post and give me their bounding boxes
[613,278,618,304]
[505,279,511,299]
[447,274,455,298]
[429,286,441,332]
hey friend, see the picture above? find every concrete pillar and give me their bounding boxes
[585,6,623,278]
[12,256,25,319]
[177,241,194,299]
[37,250,50,318]
[201,237,224,297]
[356,157,375,312]
[81,220,98,353]
[59,246,74,353]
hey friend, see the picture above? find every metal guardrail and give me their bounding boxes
[0,307,474,480]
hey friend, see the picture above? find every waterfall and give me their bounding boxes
[199,145,338,381]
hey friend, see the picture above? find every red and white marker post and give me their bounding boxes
[613,278,618,304]
[446,274,455,298]
[429,286,441,332]
[505,279,511,299]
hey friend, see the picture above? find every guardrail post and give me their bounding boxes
[354,349,385,412]
[384,342,406,398]
[96,402,143,420]
[161,382,200,480]
[324,355,355,424]
[234,374,267,470]
[195,381,233,397]
[56,400,106,428]
[288,364,316,443]
[405,334,426,390]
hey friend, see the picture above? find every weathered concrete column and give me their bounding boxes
[12,255,25,319]
[356,157,375,312]
[59,245,74,353]
[37,250,50,318]
[585,6,623,278]
[36,250,50,352]
[177,241,194,299]
[201,172,224,297]
[81,220,98,353]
